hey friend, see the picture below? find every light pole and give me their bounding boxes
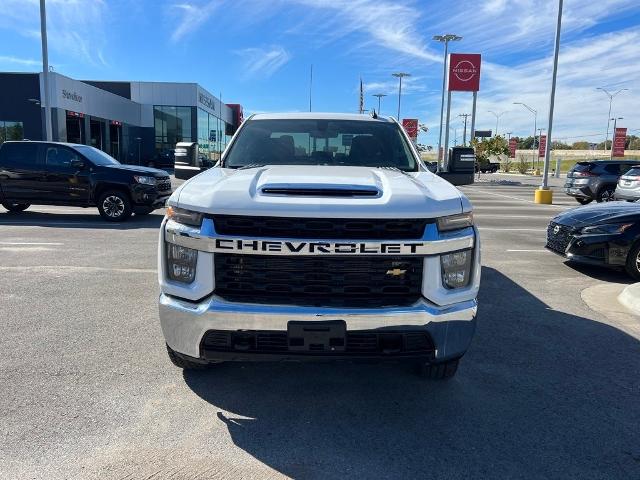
[459,113,470,146]
[507,131,512,141]
[433,34,462,171]
[610,117,623,160]
[39,0,52,141]
[392,73,411,121]
[597,87,628,153]
[513,102,537,169]
[537,0,563,202]
[372,93,387,115]
[488,110,507,137]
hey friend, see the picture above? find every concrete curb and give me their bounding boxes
[618,283,640,316]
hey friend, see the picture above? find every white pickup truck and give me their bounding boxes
[158,113,480,378]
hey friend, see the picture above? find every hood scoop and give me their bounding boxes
[260,185,380,197]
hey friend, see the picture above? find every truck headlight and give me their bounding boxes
[166,206,203,227]
[134,175,156,185]
[167,243,198,284]
[437,212,473,232]
[441,249,473,289]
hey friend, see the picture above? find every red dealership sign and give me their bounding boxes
[402,119,419,140]
[538,135,547,158]
[612,127,627,157]
[448,53,481,92]
[509,138,518,158]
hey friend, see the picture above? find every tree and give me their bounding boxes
[471,135,509,168]
[517,136,535,149]
[551,141,571,150]
[571,141,590,150]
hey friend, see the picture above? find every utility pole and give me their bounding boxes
[433,34,462,172]
[39,0,52,141]
[392,72,411,120]
[597,87,628,153]
[459,113,470,146]
[372,93,387,115]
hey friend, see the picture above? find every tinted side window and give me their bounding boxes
[619,164,634,175]
[572,163,593,172]
[45,146,79,168]
[0,143,40,168]
[604,164,620,175]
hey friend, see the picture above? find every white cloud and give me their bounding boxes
[0,55,41,67]
[169,1,221,43]
[0,0,109,67]
[235,45,291,79]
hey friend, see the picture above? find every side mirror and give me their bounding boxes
[71,159,85,169]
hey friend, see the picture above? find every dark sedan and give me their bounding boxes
[546,202,640,279]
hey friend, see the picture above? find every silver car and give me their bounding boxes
[614,166,640,202]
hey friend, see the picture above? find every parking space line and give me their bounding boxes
[466,188,569,207]
[478,227,544,232]
[0,242,64,245]
[506,249,548,252]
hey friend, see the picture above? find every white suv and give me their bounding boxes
[158,113,480,378]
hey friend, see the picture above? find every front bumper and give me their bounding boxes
[159,293,477,362]
[131,184,172,208]
[546,226,631,268]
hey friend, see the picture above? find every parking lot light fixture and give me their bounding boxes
[392,73,411,121]
[433,34,462,172]
[372,93,387,115]
[513,102,538,168]
[488,110,507,137]
[597,87,628,153]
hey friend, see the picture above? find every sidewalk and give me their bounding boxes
[475,172,566,188]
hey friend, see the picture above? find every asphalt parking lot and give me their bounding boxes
[1,175,639,479]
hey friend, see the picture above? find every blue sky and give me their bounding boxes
[1,0,639,146]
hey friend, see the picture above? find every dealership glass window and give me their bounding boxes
[0,121,24,145]
[153,106,193,158]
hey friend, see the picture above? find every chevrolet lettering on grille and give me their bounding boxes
[215,239,434,255]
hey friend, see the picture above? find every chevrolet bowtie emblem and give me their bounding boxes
[386,268,407,276]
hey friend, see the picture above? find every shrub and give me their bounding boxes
[516,158,529,174]
[501,158,513,173]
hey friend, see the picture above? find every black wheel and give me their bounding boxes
[576,198,592,205]
[97,190,132,222]
[415,357,460,379]
[625,242,640,280]
[166,344,207,370]
[596,187,615,203]
[2,202,30,212]
[135,206,155,216]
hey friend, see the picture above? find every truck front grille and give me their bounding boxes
[201,330,434,356]
[214,254,424,308]
[210,215,430,240]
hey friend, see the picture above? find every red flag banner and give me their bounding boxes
[613,127,627,157]
[448,53,481,92]
[509,138,518,159]
[538,135,547,158]
[402,119,419,140]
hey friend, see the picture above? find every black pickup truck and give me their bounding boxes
[0,141,172,221]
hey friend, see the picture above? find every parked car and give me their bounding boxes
[564,160,638,204]
[158,113,480,378]
[0,141,172,221]
[546,202,640,279]
[614,165,640,202]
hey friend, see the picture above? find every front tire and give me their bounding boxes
[596,187,615,203]
[2,202,30,212]
[166,344,207,370]
[625,243,640,280]
[415,357,460,379]
[97,190,132,222]
[576,198,592,205]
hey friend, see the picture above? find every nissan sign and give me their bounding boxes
[448,53,481,92]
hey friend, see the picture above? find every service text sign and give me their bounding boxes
[613,128,627,157]
[448,54,481,92]
[538,135,547,158]
[402,119,419,140]
[509,138,518,158]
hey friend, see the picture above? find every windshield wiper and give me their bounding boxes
[237,163,267,170]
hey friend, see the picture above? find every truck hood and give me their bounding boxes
[171,165,465,218]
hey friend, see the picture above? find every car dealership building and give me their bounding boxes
[0,72,243,165]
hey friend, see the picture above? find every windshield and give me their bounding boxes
[224,119,418,171]
[74,146,120,166]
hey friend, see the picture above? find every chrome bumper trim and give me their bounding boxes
[159,293,477,359]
